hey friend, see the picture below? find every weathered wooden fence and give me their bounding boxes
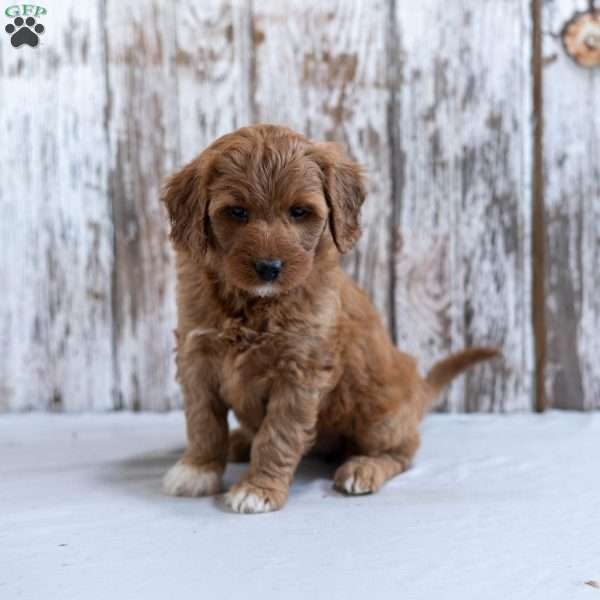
[0,0,598,412]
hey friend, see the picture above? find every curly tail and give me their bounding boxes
[425,347,500,403]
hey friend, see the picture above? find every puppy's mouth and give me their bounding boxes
[250,284,280,298]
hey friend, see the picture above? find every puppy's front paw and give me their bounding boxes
[162,461,221,497]
[334,457,384,495]
[224,482,286,514]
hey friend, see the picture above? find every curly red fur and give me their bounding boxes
[161,124,498,513]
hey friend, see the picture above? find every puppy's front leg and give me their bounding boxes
[163,376,228,498]
[224,385,319,514]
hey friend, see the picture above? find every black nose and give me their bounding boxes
[254,259,283,282]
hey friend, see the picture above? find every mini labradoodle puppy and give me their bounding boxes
[161,124,497,513]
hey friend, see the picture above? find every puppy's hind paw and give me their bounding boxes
[162,461,222,497]
[334,457,384,495]
[223,482,285,514]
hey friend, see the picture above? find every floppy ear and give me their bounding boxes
[161,152,215,258]
[310,142,366,253]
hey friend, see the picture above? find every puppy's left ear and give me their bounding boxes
[310,142,366,254]
[161,151,215,258]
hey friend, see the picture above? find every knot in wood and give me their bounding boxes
[561,10,600,67]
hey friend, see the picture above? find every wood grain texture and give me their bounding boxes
[175,0,252,164]
[2,0,599,413]
[391,0,534,411]
[105,0,180,410]
[250,0,393,328]
[0,1,114,411]
[542,0,600,410]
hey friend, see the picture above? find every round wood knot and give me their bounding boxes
[561,10,600,67]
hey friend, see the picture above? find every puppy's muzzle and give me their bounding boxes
[255,259,283,282]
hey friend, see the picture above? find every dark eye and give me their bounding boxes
[227,206,248,222]
[289,206,309,219]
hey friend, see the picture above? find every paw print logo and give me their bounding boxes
[5,16,45,48]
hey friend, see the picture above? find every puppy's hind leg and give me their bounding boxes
[228,427,253,463]
[333,431,420,495]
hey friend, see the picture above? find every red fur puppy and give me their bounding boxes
[161,124,497,513]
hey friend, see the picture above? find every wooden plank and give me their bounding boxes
[175,0,252,164]
[250,0,393,328]
[3,0,596,415]
[105,0,180,410]
[531,0,546,412]
[542,0,600,409]
[391,0,534,411]
[158,0,253,411]
[0,1,114,411]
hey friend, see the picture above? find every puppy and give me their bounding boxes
[161,124,497,513]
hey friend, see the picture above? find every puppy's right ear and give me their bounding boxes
[161,152,215,257]
[308,142,366,254]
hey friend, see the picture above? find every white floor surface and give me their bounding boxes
[1,411,599,600]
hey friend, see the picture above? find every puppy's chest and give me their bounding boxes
[218,331,277,429]
[203,321,292,429]
[188,307,336,430]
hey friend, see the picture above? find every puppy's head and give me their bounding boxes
[162,125,365,297]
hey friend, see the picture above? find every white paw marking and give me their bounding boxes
[224,487,272,514]
[343,475,371,495]
[162,462,221,497]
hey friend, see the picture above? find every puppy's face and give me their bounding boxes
[207,156,328,296]
[163,125,366,297]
